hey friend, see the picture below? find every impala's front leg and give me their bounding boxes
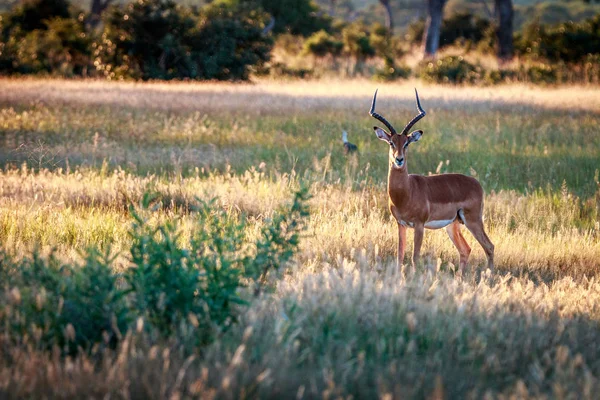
[397,222,407,270]
[412,223,425,270]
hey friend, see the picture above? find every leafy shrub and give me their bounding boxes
[189,2,273,80]
[440,12,492,48]
[95,0,272,80]
[0,248,129,354]
[417,56,484,84]
[302,30,343,58]
[263,62,313,78]
[128,186,309,344]
[524,63,558,84]
[516,16,600,63]
[125,196,248,344]
[18,17,91,75]
[404,19,425,46]
[0,0,90,76]
[0,187,310,354]
[483,68,517,85]
[583,54,600,84]
[405,12,491,50]
[342,22,375,61]
[246,0,331,36]
[93,0,194,80]
[373,64,411,81]
[2,0,70,33]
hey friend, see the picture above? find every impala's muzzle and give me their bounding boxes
[395,157,405,168]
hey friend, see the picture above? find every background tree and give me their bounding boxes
[423,0,447,58]
[494,0,513,61]
[378,0,394,34]
[243,0,330,36]
[88,0,113,28]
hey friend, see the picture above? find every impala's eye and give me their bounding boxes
[389,142,395,149]
[403,142,409,149]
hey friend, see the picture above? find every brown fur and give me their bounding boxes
[381,130,494,273]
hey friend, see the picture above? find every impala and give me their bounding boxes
[370,89,494,272]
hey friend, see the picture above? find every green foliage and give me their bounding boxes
[0,248,129,354]
[95,0,272,80]
[404,18,425,45]
[405,12,491,50]
[0,188,310,353]
[94,0,194,80]
[191,2,272,80]
[125,194,248,343]
[126,188,309,343]
[440,11,491,48]
[249,185,311,286]
[418,56,484,84]
[373,63,411,81]
[264,61,313,78]
[0,0,90,75]
[342,22,375,60]
[2,0,70,33]
[302,30,343,57]
[523,63,558,84]
[243,0,330,36]
[516,16,600,63]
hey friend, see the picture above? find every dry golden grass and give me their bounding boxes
[1,78,600,398]
[2,77,600,114]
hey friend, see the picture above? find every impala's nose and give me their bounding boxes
[395,157,404,167]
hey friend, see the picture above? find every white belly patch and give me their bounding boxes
[424,218,455,229]
[397,210,464,230]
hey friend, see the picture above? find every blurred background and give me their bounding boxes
[0,0,599,84]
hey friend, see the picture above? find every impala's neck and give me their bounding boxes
[387,155,410,207]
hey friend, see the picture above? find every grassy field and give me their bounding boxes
[1,78,600,398]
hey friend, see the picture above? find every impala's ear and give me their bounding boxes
[373,126,392,144]
[408,130,423,144]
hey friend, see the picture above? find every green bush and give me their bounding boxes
[0,0,90,76]
[246,0,331,36]
[302,30,343,58]
[516,16,600,63]
[523,63,558,84]
[373,64,411,81]
[417,56,484,84]
[2,0,70,33]
[263,61,313,78]
[405,12,491,50]
[190,2,273,80]
[342,22,375,60]
[0,248,129,354]
[0,188,310,354]
[95,0,272,80]
[583,54,600,84]
[125,187,309,345]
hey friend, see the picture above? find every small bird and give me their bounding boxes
[342,131,358,155]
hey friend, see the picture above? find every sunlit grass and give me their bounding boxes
[1,78,600,397]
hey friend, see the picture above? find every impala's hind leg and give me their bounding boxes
[445,220,471,273]
[464,216,494,271]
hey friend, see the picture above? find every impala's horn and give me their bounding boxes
[399,88,426,136]
[369,89,397,135]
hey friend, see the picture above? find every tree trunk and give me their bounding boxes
[88,0,112,28]
[423,0,446,58]
[379,0,394,34]
[494,0,513,62]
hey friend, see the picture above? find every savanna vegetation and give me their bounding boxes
[0,79,599,398]
[1,0,600,84]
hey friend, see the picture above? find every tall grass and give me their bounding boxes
[0,78,600,398]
